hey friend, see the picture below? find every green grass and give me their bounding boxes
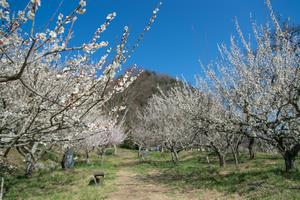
[3,149,119,200]
[131,151,300,200]
[3,149,300,199]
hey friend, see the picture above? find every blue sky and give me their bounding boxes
[11,0,300,82]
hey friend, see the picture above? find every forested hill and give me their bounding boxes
[126,70,177,107]
[108,69,179,139]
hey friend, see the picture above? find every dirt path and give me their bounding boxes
[107,151,172,199]
[107,167,173,200]
[106,150,243,200]
[107,150,199,200]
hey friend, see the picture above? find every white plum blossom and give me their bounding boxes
[153,8,159,14]
[198,0,300,171]
[57,26,64,34]
[0,0,161,175]
[31,0,41,6]
[0,0,9,8]
[27,10,35,20]
[79,0,86,7]
[58,13,63,20]
[36,33,46,41]
[106,12,116,20]
[76,8,86,15]
[49,30,57,38]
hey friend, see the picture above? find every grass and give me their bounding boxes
[131,151,300,200]
[2,149,300,199]
[2,149,119,200]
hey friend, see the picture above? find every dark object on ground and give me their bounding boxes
[88,172,105,185]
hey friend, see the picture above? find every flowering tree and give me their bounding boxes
[132,106,163,158]
[0,0,161,175]
[200,0,300,171]
[132,84,195,162]
[134,80,246,166]
[74,113,125,163]
[133,83,233,163]
[191,87,242,166]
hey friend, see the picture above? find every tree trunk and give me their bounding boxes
[61,147,74,170]
[206,155,210,164]
[113,145,117,155]
[248,137,255,160]
[210,143,226,167]
[171,150,179,163]
[85,150,90,164]
[100,148,106,165]
[284,153,295,172]
[283,144,300,172]
[235,141,241,158]
[216,152,226,167]
[230,146,239,166]
[219,154,226,167]
[25,154,35,177]
[138,145,142,157]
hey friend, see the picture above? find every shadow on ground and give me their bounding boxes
[132,152,300,199]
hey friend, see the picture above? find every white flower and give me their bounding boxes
[106,12,116,20]
[119,105,126,111]
[72,16,78,22]
[18,11,26,21]
[153,8,159,14]
[79,0,86,7]
[31,0,41,6]
[2,10,9,21]
[0,37,9,46]
[0,0,9,8]
[36,33,46,41]
[83,43,92,53]
[58,13,63,20]
[73,86,79,93]
[56,74,62,79]
[49,31,57,38]
[61,42,66,49]
[63,67,70,72]
[27,10,35,20]
[99,41,108,47]
[76,8,86,14]
[57,26,64,34]
[100,24,106,32]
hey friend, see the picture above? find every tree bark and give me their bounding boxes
[219,154,226,167]
[61,146,74,170]
[230,146,239,166]
[25,153,35,177]
[210,143,226,167]
[206,155,210,164]
[171,150,179,163]
[99,148,106,165]
[85,150,90,164]
[248,137,255,160]
[235,140,242,159]
[138,145,142,157]
[113,144,117,155]
[283,144,300,172]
